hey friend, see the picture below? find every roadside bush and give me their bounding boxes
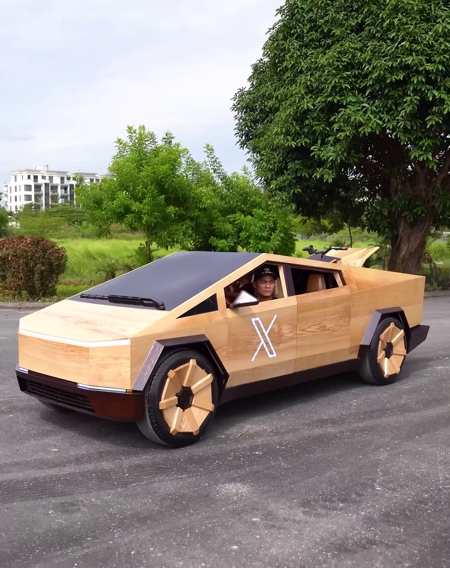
[423,265,450,291]
[0,236,67,300]
[97,259,136,281]
[428,241,449,262]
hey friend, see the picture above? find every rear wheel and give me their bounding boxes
[137,349,219,447]
[359,317,407,385]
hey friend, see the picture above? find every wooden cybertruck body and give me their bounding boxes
[16,249,429,447]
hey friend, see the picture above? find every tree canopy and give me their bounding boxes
[76,126,295,259]
[232,0,450,273]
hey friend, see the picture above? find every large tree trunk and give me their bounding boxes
[388,214,433,274]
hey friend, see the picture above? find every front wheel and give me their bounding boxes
[137,349,219,447]
[359,317,407,385]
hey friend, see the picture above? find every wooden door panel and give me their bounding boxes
[294,286,352,372]
[226,297,297,388]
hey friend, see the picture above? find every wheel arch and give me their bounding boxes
[358,308,411,359]
[132,334,229,395]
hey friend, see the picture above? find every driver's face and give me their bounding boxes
[254,277,275,299]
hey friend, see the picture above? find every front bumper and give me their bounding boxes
[16,366,144,421]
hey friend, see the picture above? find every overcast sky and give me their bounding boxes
[1,0,282,194]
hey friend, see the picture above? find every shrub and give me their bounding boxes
[423,265,450,291]
[0,236,67,300]
[428,241,449,262]
[97,259,135,281]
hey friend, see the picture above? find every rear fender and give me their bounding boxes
[357,308,411,359]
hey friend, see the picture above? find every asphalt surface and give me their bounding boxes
[0,298,449,568]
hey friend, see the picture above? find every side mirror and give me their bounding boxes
[230,290,259,308]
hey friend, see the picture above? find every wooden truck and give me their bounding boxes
[16,247,429,447]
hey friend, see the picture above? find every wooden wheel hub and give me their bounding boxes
[158,359,215,436]
[377,322,407,378]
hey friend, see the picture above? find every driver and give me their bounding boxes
[252,265,278,302]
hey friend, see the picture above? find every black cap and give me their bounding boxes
[254,265,278,280]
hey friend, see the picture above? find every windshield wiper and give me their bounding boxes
[80,293,165,310]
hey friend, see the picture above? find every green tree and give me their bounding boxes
[233,0,450,273]
[76,127,295,258]
[196,146,295,255]
[76,126,198,260]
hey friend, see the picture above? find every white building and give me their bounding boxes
[3,165,107,212]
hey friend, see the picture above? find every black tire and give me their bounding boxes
[137,349,219,447]
[38,400,73,413]
[359,317,407,385]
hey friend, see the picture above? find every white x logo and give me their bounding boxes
[251,315,277,361]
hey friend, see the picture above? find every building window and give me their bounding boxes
[24,195,32,202]
[49,176,53,183]
[24,185,32,191]
[14,175,17,182]
[67,176,71,181]
[60,177,65,183]
[90,178,94,183]
[33,175,38,182]
[27,175,31,179]
[41,175,46,180]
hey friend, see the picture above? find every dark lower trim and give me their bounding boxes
[408,324,430,353]
[16,366,144,421]
[219,359,362,404]
[132,335,229,393]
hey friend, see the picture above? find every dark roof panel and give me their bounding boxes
[70,251,261,310]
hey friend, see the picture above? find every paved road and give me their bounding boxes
[0,299,449,568]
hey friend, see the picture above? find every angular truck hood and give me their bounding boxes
[19,298,168,343]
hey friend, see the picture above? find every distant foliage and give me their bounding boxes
[0,207,8,237]
[76,126,296,258]
[0,236,67,300]
[16,204,87,238]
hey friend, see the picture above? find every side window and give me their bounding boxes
[225,264,285,307]
[291,268,341,295]
[224,273,255,307]
[178,295,218,318]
